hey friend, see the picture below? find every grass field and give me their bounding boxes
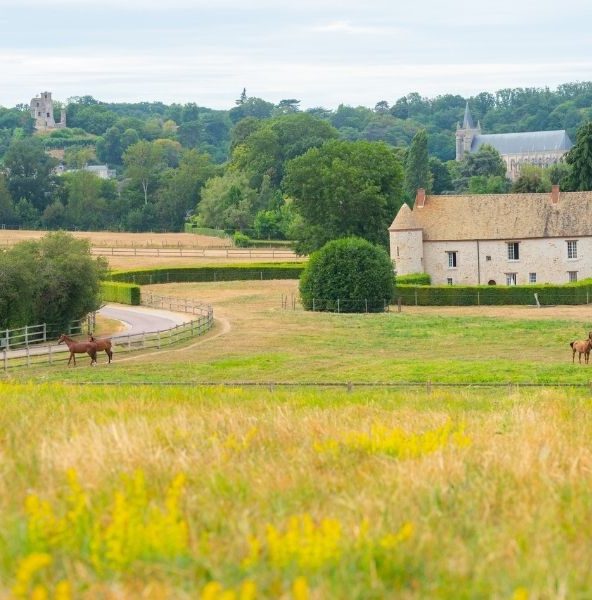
[3,281,592,597]
[12,280,592,386]
[1,383,591,598]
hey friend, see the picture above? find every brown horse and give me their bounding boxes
[89,335,113,363]
[570,331,592,364]
[58,334,98,367]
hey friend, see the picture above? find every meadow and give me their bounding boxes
[1,384,592,598]
[3,280,592,598]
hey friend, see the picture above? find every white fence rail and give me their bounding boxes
[91,247,297,259]
[1,299,213,372]
[0,320,84,350]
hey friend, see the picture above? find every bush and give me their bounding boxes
[100,282,141,305]
[396,273,431,285]
[233,232,253,247]
[108,264,305,285]
[300,237,394,313]
[393,280,592,306]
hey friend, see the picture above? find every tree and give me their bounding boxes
[62,171,109,229]
[0,232,107,330]
[429,157,452,194]
[453,144,508,191]
[274,99,301,115]
[405,129,432,197]
[123,141,166,204]
[511,165,550,193]
[197,171,258,231]
[565,121,592,190]
[283,139,404,254]
[235,88,248,105]
[299,237,394,313]
[155,149,217,230]
[3,137,57,211]
[231,113,338,189]
[0,174,16,227]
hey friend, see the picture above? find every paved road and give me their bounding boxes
[98,304,193,337]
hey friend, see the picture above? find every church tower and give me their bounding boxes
[455,102,481,161]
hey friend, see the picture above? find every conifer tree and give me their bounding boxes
[405,129,432,197]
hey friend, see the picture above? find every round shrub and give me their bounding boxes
[299,237,394,312]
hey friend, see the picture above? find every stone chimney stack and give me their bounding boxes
[416,188,426,208]
[551,184,560,205]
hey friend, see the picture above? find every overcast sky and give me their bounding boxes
[2,0,591,110]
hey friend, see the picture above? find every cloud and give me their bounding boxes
[311,20,400,35]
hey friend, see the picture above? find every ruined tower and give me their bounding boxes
[29,91,66,131]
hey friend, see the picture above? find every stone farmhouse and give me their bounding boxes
[455,103,572,180]
[30,91,66,131]
[389,187,592,286]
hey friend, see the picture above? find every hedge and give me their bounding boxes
[108,263,306,285]
[183,224,229,238]
[394,279,592,306]
[100,281,141,305]
[395,273,431,285]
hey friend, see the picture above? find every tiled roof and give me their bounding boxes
[389,192,592,240]
[471,130,573,155]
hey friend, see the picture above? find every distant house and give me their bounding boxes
[455,103,572,180]
[55,164,116,179]
[389,188,592,286]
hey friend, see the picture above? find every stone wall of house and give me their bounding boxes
[390,229,424,275]
[422,237,592,286]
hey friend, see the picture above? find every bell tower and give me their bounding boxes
[455,102,481,160]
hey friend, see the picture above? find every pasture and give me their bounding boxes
[3,281,592,597]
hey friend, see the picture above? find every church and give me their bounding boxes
[455,103,572,180]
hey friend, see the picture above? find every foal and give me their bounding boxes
[570,331,592,364]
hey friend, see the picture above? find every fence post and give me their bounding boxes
[337,298,340,313]
[4,329,8,351]
[158,331,161,349]
[365,299,368,313]
[312,298,315,311]
[398,297,402,313]
[3,349,6,371]
[415,289,418,306]
[25,325,29,347]
[26,347,30,368]
[48,344,52,365]
[43,323,47,343]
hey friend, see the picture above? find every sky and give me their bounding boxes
[2,0,591,111]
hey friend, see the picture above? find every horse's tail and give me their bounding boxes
[570,341,575,349]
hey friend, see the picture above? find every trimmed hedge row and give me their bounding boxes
[108,263,306,285]
[395,273,431,286]
[394,280,592,306]
[100,282,141,305]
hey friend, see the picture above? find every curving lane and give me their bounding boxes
[98,304,193,337]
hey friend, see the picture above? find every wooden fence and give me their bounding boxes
[1,319,84,350]
[1,298,213,372]
[91,247,297,259]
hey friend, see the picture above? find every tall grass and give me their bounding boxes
[1,383,592,597]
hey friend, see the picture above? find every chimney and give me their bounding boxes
[416,188,426,208]
[551,185,560,205]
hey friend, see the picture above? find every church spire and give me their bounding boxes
[462,102,475,129]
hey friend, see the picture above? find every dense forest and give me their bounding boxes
[0,82,591,246]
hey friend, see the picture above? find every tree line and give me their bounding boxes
[0,84,591,252]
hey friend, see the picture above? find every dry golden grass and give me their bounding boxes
[0,229,231,248]
[1,383,592,597]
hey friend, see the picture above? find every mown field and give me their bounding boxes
[3,281,592,598]
[13,280,592,386]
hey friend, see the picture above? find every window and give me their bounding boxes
[567,240,578,259]
[447,251,457,268]
[485,255,491,261]
[568,271,578,282]
[447,278,453,286]
[396,246,399,257]
[507,242,520,261]
[505,273,517,286]
[529,273,537,284]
